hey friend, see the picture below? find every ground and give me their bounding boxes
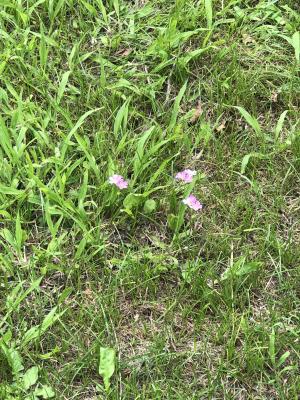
[0,0,299,399]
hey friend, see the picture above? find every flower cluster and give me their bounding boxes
[183,194,202,211]
[108,174,128,190]
[175,169,196,183]
[108,168,203,212]
[175,169,203,211]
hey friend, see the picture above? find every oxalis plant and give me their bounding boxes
[107,167,205,242]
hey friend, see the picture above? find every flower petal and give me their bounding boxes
[175,169,197,183]
[182,194,203,211]
[108,174,128,190]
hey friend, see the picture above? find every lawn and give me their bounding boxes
[0,0,299,399]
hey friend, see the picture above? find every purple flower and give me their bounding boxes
[108,174,128,190]
[182,195,203,211]
[175,169,196,183]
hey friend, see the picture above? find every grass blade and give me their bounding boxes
[275,110,288,141]
[168,81,187,133]
[114,99,130,138]
[205,0,213,29]
[133,126,155,178]
[0,115,14,161]
[95,0,108,24]
[61,108,100,161]
[292,31,299,63]
[57,71,71,105]
[234,106,261,136]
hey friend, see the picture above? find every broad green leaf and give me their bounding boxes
[143,199,157,214]
[235,261,261,276]
[0,228,16,249]
[167,214,178,232]
[0,344,24,375]
[221,257,261,280]
[23,366,39,390]
[99,347,115,391]
[123,193,144,210]
[34,385,55,399]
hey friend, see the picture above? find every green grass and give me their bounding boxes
[0,0,300,398]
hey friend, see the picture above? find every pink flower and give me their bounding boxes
[108,174,128,190]
[175,169,196,183]
[182,195,203,211]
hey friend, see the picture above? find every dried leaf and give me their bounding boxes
[190,100,203,123]
[116,48,132,57]
[270,92,278,102]
[242,34,255,45]
[216,121,226,132]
